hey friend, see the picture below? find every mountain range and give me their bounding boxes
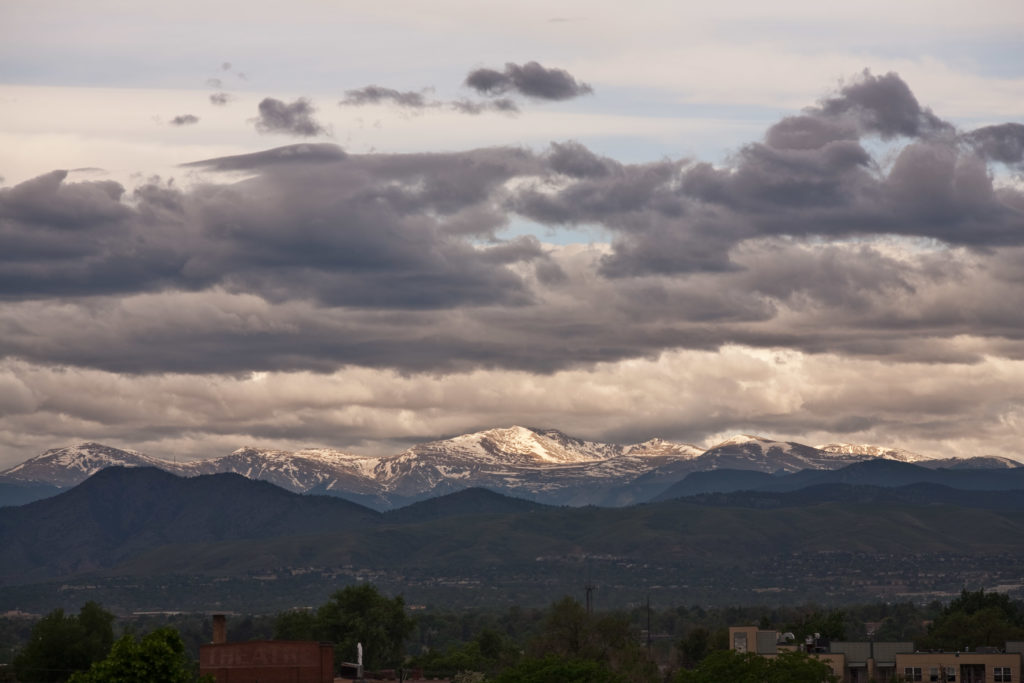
[2,464,1024,611]
[0,426,1019,509]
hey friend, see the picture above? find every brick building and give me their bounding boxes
[199,614,334,683]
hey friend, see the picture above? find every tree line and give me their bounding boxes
[4,587,1023,682]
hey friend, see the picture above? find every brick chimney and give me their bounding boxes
[212,614,227,644]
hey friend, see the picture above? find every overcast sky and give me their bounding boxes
[1,0,1023,468]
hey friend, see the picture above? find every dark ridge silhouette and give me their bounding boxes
[384,486,548,523]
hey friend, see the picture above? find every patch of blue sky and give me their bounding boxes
[500,216,612,247]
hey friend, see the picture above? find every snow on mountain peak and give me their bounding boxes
[815,443,936,463]
[0,442,160,487]
[714,434,770,448]
[623,438,703,458]
[472,425,602,463]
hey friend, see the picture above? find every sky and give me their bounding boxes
[1,0,1023,468]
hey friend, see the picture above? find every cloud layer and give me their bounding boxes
[465,61,594,100]
[1,72,1022,464]
[253,97,326,136]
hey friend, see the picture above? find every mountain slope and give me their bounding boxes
[655,459,1024,501]
[815,442,936,463]
[3,467,1024,587]
[0,443,173,488]
[0,467,377,582]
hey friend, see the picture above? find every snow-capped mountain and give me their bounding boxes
[2,427,1019,509]
[623,438,704,458]
[697,435,864,472]
[178,446,385,497]
[916,455,1022,470]
[0,443,172,488]
[365,426,656,502]
[815,442,936,463]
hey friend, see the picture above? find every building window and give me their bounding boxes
[904,667,923,682]
[945,666,956,681]
[994,667,1012,682]
[930,667,939,681]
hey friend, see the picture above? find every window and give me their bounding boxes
[945,666,956,681]
[994,667,1012,682]
[930,667,939,681]
[904,667,923,682]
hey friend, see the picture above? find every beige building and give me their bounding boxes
[729,627,1024,683]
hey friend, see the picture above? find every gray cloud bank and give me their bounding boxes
[254,97,326,136]
[2,72,1023,375]
[465,61,593,100]
[336,61,588,116]
[2,72,1024,461]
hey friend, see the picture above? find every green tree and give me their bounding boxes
[678,627,711,668]
[786,609,847,641]
[527,598,658,683]
[675,649,838,683]
[273,608,318,641]
[492,654,626,683]
[67,628,202,683]
[285,583,414,672]
[922,589,1024,649]
[13,602,115,682]
[410,626,512,678]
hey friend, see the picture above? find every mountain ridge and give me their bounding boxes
[1,427,1018,509]
[2,466,1023,599]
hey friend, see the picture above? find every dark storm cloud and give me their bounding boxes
[254,97,326,136]
[966,122,1024,165]
[340,86,430,108]
[0,144,543,310]
[2,74,1024,378]
[170,114,199,126]
[465,61,593,100]
[0,170,129,228]
[506,72,1022,279]
[209,92,230,106]
[817,70,953,139]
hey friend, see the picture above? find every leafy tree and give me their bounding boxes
[675,649,838,683]
[785,609,847,641]
[273,608,318,641]
[532,597,587,657]
[491,654,626,683]
[527,597,658,683]
[477,629,503,661]
[678,627,711,668]
[67,627,203,683]
[275,583,414,672]
[13,602,115,682]
[944,589,1024,623]
[411,629,510,678]
[922,589,1024,649]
